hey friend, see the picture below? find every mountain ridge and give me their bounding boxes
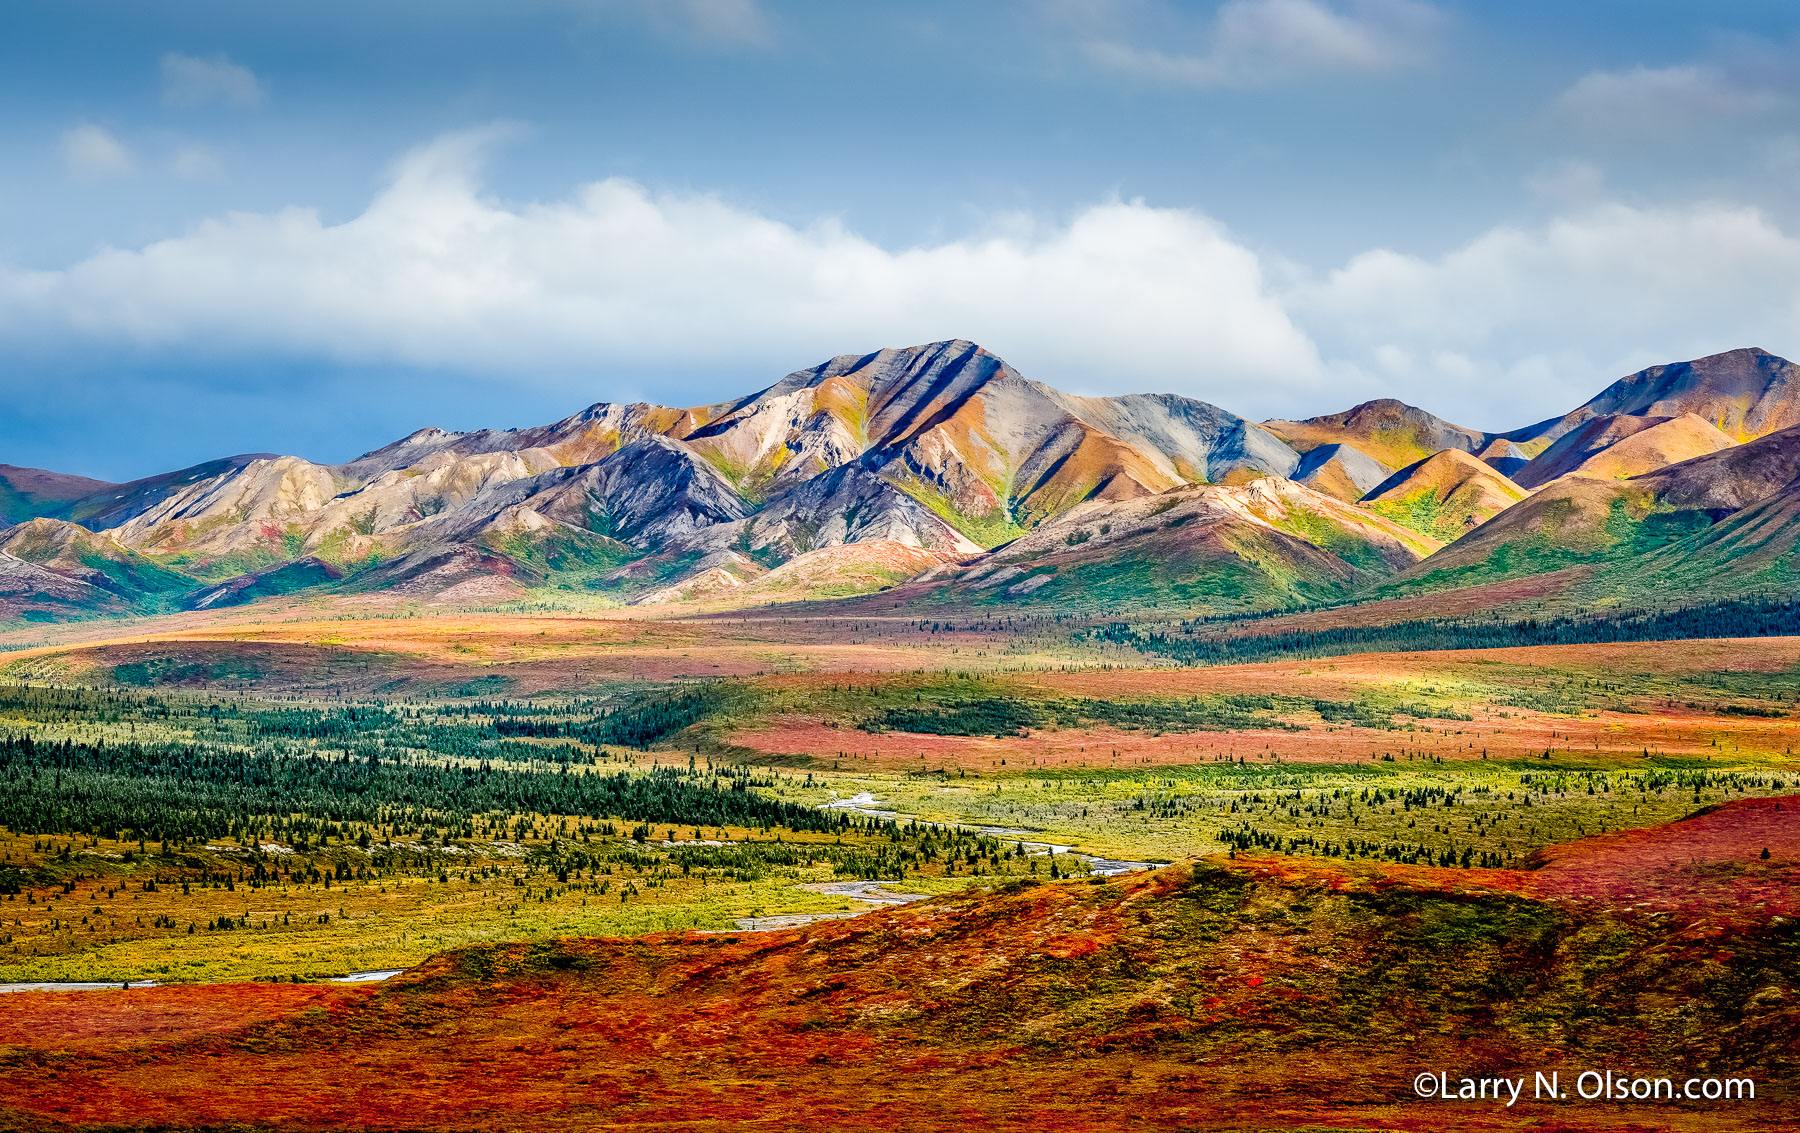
[5,340,1800,622]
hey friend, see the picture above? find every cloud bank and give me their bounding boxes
[6,129,1800,429]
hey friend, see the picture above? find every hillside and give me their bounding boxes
[903,477,1439,614]
[0,464,115,525]
[1359,448,1527,541]
[1514,412,1738,488]
[1263,398,1492,468]
[2,805,1795,1132]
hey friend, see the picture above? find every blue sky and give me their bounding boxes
[7,0,1800,481]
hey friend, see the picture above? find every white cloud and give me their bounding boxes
[1079,0,1443,88]
[170,145,225,180]
[1553,63,1786,134]
[0,129,1318,407]
[60,125,133,179]
[10,128,1800,429]
[1293,202,1800,424]
[160,53,264,108]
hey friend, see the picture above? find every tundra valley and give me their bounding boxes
[1,341,1799,1131]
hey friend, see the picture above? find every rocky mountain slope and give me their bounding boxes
[6,342,1800,622]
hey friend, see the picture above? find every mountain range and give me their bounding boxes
[3,341,1798,623]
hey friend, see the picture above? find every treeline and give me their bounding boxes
[858,692,1463,737]
[0,683,732,761]
[483,685,737,749]
[1087,596,1800,666]
[1216,825,1508,869]
[0,732,855,844]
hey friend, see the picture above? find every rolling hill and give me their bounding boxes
[4,805,1796,1133]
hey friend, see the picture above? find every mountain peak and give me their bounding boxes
[1263,399,1487,469]
[1557,348,1800,443]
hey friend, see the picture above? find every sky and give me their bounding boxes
[7,1,1800,481]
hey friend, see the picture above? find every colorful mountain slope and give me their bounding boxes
[9,343,1800,622]
[1263,398,1491,468]
[1522,346,1800,444]
[0,553,125,620]
[0,464,116,525]
[1360,449,1528,541]
[1291,442,1392,501]
[1473,437,1531,477]
[0,518,194,608]
[639,540,969,608]
[1630,422,1800,509]
[908,477,1438,614]
[22,341,1305,611]
[1514,412,1737,488]
[1382,425,1800,597]
[52,454,278,531]
[1626,475,1800,599]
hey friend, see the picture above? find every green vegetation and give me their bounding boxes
[1085,595,1800,667]
[890,474,1027,549]
[0,682,1096,982]
[858,692,1465,736]
[481,524,641,589]
[1388,495,1718,594]
[1363,490,1456,541]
